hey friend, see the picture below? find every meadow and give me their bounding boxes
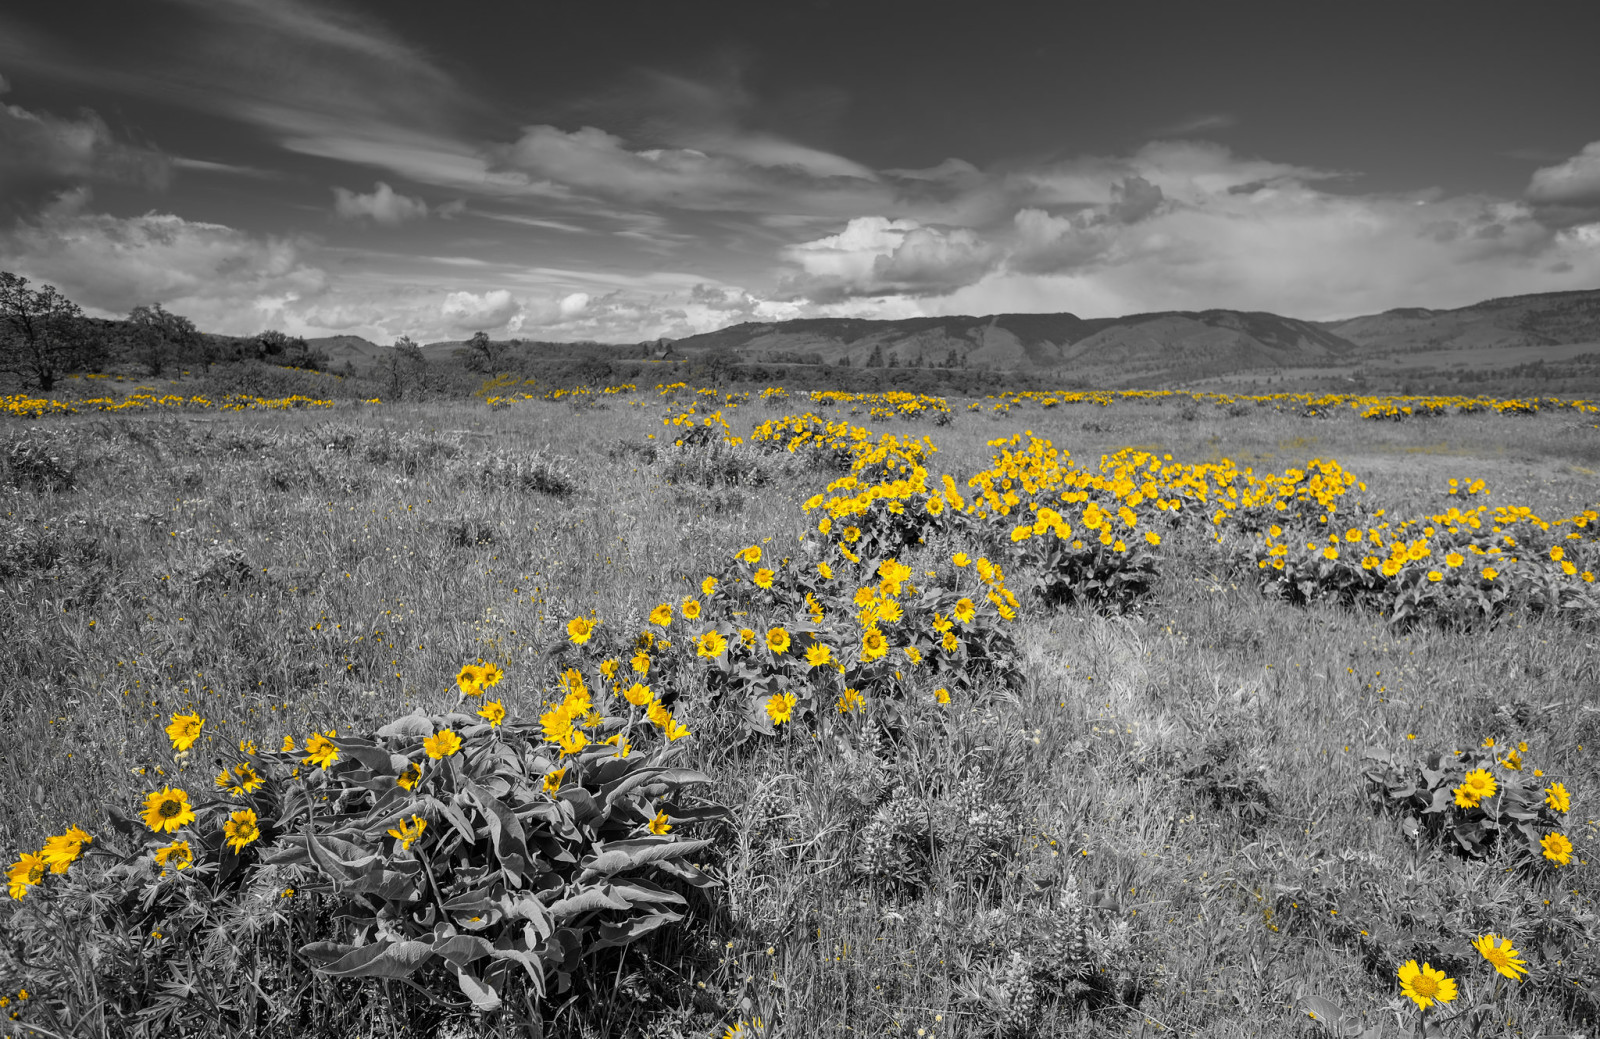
[2,384,1599,1039]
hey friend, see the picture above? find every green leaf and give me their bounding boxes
[578,838,713,881]
[608,879,687,908]
[547,884,631,921]
[315,939,435,978]
[454,967,502,1010]
[376,710,433,739]
[463,781,532,874]
[432,934,495,969]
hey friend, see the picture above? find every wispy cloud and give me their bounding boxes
[1150,113,1238,137]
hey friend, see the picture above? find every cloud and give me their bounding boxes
[769,140,1600,320]
[1527,142,1600,204]
[440,289,522,331]
[332,181,429,224]
[0,196,326,333]
[495,123,890,217]
[780,216,1000,301]
[1526,141,1600,227]
[0,100,170,202]
[1108,175,1164,223]
[1151,113,1237,136]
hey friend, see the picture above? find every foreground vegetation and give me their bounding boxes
[2,387,1598,1038]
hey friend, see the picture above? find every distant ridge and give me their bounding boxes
[668,287,1600,383]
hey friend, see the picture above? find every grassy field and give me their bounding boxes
[2,389,1599,1038]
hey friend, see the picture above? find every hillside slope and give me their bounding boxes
[1325,288,1600,353]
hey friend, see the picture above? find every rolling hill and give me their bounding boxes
[668,287,1600,385]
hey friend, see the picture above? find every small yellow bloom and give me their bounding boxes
[7,852,47,899]
[386,814,427,851]
[455,663,487,696]
[40,826,92,874]
[214,762,263,796]
[766,626,791,654]
[696,629,727,657]
[649,603,673,627]
[753,568,775,589]
[806,643,832,667]
[740,545,762,565]
[681,597,702,620]
[935,687,951,705]
[567,615,597,645]
[302,731,340,769]
[165,711,204,752]
[141,786,196,834]
[1545,781,1571,813]
[1397,959,1457,1011]
[477,699,506,726]
[1472,934,1529,981]
[766,691,797,725]
[702,575,719,596]
[152,840,192,871]
[222,808,260,853]
[397,761,423,791]
[647,810,672,835]
[542,767,567,794]
[1541,831,1574,866]
[423,729,463,760]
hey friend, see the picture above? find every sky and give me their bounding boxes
[2,0,1599,345]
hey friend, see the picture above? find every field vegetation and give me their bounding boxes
[2,383,1599,1039]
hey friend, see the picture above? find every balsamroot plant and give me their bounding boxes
[4,667,721,1033]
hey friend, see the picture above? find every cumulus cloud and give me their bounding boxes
[0,196,326,332]
[1528,142,1600,204]
[780,216,999,301]
[1108,176,1164,223]
[0,100,170,203]
[1525,141,1600,227]
[332,180,429,224]
[440,288,522,331]
[770,140,1600,319]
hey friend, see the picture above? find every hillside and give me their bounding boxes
[674,308,1358,383]
[668,288,1600,386]
[1324,288,1600,353]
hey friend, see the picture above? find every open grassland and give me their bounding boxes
[3,388,1599,1039]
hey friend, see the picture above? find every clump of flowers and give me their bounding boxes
[1366,742,1576,867]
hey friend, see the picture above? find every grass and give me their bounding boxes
[2,391,1598,1038]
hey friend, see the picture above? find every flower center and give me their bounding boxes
[1413,975,1438,997]
[27,863,45,883]
[159,798,183,818]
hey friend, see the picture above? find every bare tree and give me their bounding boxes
[0,271,91,392]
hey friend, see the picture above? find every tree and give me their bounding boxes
[694,344,739,386]
[256,329,293,358]
[127,303,199,377]
[865,343,885,368]
[0,272,91,392]
[379,336,429,401]
[456,330,508,373]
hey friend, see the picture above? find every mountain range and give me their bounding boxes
[305,286,1600,388]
